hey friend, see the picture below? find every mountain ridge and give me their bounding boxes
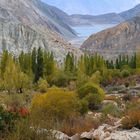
[61,3,140,26]
[81,16,140,59]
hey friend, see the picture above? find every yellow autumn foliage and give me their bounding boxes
[31,87,80,123]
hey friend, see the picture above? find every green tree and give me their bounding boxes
[37,78,49,93]
[3,57,30,93]
[44,52,55,77]
[35,47,44,82]
[0,50,9,77]
[64,52,75,73]
[19,52,32,77]
[31,48,37,75]
[77,83,105,110]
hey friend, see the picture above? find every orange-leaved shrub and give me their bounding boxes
[122,110,140,129]
[61,117,100,136]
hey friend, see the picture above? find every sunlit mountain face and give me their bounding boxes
[42,0,140,15]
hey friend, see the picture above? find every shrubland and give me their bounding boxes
[0,49,139,139]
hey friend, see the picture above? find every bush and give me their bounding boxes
[79,99,89,115]
[122,110,140,129]
[61,117,100,136]
[49,71,74,87]
[0,106,19,137]
[5,118,56,140]
[77,83,105,110]
[121,70,130,78]
[89,71,101,85]
[31,87,80,129]
[37,78,49,93]
[4,94,25,111]
[4,94,29,117]
[101,103,122,117]
[126,100,140,110]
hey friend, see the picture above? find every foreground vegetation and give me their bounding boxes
[0,48,140,139]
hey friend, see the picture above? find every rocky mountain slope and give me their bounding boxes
[119,4,140,20]
[0,0,76,38]
[34,0,76,38]
[81,17,140,59]
[0,0,81,61]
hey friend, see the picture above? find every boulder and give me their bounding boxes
[105,128,140,140]
[80,129,94,139]
[71,134,80,140]
[53,130,70,140]
[93,124,110,140]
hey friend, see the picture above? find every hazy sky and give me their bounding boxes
[42,0,140,15]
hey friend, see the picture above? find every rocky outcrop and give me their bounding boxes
[80,125,140,140]
[55,125,140,140]
[81,17,140,59]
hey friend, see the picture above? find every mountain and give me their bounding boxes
[34,0,76,38]
[119,4,140,20]
[67,3,140,26]
[69,13,124,26]
[81,17,140,59]
[43,0,140,15]
[0,0,81,61]
[0,0,76,38]
[52,2,140,26]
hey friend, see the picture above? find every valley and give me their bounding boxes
[69,24,116,47]
[0,0,140,140]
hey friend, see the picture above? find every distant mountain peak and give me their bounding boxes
[43,0,140,15]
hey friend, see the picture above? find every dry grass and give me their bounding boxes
[61,117,100,136]
[122,110,140,129]
[104,95,117,101]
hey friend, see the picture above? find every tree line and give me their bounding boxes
[0,48,137,93]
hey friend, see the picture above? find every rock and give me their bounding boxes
[105,124,121,133]
[105,129,140,140]
[80,129,94,139]
[71,134,80,140]
[102,100,118,107]
[86,112,103,121]
[92,124,140,140]
[104,132,111,139]
[53,130,70,140]
[93,124,110,140]
[87,111,94,115]
[107,114,120,125]
[94,113,103,119]
[114,117,124,126]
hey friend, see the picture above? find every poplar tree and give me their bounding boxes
[64,52,75,73]
[35,47,44,82]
